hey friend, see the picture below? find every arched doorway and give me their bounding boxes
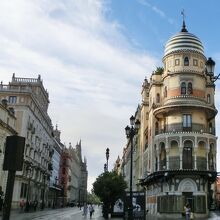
[183,140,193,169]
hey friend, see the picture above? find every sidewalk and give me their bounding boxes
[90,208,122,220]
[0,206,123,220]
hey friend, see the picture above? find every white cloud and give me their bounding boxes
[0,0,159,192]
[137,0,174,24]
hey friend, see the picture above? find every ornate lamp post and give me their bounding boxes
[106,148,110,172]
[125,115,140,220]
[104,163,107,172]
[206,57,220,82]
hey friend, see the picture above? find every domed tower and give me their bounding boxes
[141,20,217,219]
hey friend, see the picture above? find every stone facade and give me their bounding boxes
[120,22,218,219]
[0,74,54,208]
[139,23,217,218]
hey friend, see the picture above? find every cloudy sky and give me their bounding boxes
[1,0,220,192]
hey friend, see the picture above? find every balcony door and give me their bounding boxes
[183,141,193,169]
[183,114,192,132]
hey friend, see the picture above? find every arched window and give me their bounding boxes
[156,93,160,103]
[209,144,215,170]
[209,122,213,134]
[181,82,186,94]
[34,151,37,160]
[184,57,189,66]
[164,87,167,98]
[155,122,159,135]
[188,82,193,94]
[207,94,211,103]
[183,140,193,169]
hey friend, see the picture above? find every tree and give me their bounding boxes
[87,192,100,204]
[93,171,127,218]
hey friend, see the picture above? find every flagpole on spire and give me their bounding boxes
[181,9,188,32]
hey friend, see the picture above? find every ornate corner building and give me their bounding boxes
[140,22,217,218]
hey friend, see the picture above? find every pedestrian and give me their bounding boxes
[33,200,38,211]
[0,186,4,212]
[25,200,30,212]
[184,203,191,220]
[19,199,25,212]
[88,204,94,218]
[82,203,88,217]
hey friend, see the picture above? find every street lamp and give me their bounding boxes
[104,163,107,172]
[25,165,33,212]
[125,115,140,220]
[206,57,220,82]
[106,148,110,171]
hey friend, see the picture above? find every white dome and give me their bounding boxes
[164,25,204,57]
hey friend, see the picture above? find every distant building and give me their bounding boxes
[0,74,54,208]
[122,106,141,192]
[67,141,88,205]
[59,147,71,206]
[48,125,64,207]
[113,156,122,175]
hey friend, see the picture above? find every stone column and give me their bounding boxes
[179,136,183,169]
[157,150,160,171]
[194,148,197,170]
[166,149,170,170]
[206,151,209,170]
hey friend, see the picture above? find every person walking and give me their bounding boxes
[184,203,191,220]
[19,199,25,212]
[82,203,88,217]
[88,204,94,219]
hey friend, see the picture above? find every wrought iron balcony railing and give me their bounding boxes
[155,123,215,135]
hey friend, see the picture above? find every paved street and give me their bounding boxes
[0,206,119,220]
[1,206,220,220]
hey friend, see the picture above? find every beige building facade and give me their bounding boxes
[0,74,54,208]
[139,22,217,218]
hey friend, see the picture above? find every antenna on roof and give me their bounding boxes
[181,9,188,32]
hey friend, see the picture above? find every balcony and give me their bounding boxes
[153,96,217,120]
[157,157,215,171]
[155,123,215,135]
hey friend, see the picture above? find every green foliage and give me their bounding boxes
[92,171,127,205]
[87,192,101,204]
[154,67,164,75]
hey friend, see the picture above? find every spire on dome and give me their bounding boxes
[181,9,188,32]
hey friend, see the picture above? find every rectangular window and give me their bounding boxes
[175,59,180,66]
[20,183,27,198]
[183,114,192,128]
[158,195,182,212]
[194,196,206,213]
[193,59,198,66]
[8,96,17,104]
